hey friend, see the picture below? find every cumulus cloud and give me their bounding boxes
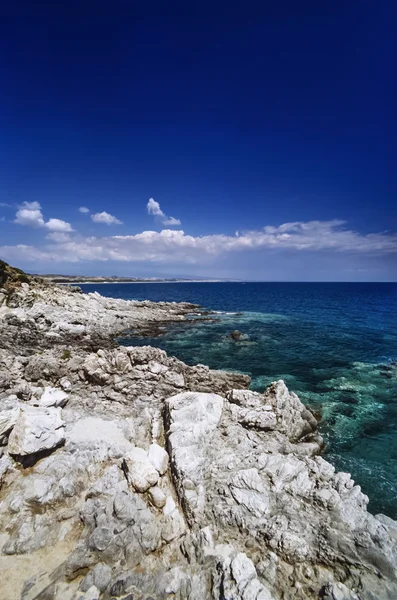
[14,201,74,233]
[14,201,45,228]
[1,220,396,266]
[45,218,73,232]
[79,206,90,213]
[147,198,181,226]
[91,211,123,225]
[147,198,164,217]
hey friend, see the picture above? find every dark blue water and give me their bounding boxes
[79,282,397,518]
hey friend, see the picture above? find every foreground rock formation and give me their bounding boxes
[0,263,396,600]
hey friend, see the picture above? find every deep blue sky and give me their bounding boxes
[0,2,395,280]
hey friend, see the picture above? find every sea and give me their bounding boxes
[78,282,397,519]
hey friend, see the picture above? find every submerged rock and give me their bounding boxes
[230,329,249,341]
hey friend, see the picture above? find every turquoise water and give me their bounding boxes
[79,282,397,518]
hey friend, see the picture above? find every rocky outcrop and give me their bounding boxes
[0,275,208,353]
[0,271,396,600]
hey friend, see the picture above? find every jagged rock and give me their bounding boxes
[213,551,275,600]
[164,388,397,599]
[38,386,69,407]
[7,405,65,456]
[228,384,319,443]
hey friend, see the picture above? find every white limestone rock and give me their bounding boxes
[0,403,20,438]
[123,446,159,492]
[165,370,185,388]
[148,486,167,509]
[213,551,275,600]
[166,391,224,523]
[148,442,169,475]
[162,505,186,542]
[148,360,169,375]
[229,468,270,518]
[7,405,65,456]
[59,377,72,390]
[38,386,69,408]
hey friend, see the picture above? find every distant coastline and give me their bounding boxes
[33,274,236,285]
[60,280,227,285]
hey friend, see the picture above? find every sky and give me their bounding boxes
[1,1,395,280]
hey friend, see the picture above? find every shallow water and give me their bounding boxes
[79,282,397,518]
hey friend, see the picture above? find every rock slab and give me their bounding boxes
[7,405,65,456]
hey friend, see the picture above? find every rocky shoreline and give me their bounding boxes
[0,263,396,600]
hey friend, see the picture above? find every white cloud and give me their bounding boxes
[91,211,123,225]
[14,201,45,228]
[45,218,73,232]
[79,206,90,213]
[147,198,164,217]
[1,220,396,266]
[147,198,181,227]
[14,201,74,233]
[0,202,12,208]
[46,232,71,243]
[163,216,182,226]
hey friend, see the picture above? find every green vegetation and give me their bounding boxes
[61,349,72,360]
[0,259,30,288]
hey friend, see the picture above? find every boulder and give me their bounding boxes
[38,386,69,408]
[7,405,65,456]
[122,447,159,492]
[149,486,167,508]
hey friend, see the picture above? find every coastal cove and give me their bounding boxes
[79,281,397,520]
